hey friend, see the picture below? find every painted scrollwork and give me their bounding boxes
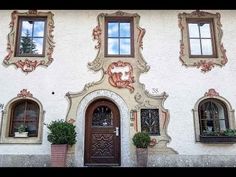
[178,10,228,73]
[134,92,155,110]
[3,10,55,73]
[137,26,146,49]
[88,11,150,73]
[106,61,135,93]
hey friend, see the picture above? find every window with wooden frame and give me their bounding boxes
[193,89,236,143]
[0,89,44,144]
[3,10,55,73]
[198,99,228,135]
[9,100,39,137]
[15,17,47,57]
[105,17,134,57]
[178,10,227,72]
[187,19,216,58]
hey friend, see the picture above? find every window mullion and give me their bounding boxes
[198,23,203,55]
[30,21,35,54]
[24,101,27,126]
[118,22,120,55]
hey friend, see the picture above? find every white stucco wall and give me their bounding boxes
[0,10,236,155]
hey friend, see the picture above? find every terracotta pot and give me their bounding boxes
[51,144,68,167]
[136,148,148,167]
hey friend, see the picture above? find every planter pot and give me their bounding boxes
[136,148,148,167]
[51,144,68,167]
[14,132,28,138]
[200,135,236,144]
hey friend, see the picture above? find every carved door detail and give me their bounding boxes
[85,99,120,166]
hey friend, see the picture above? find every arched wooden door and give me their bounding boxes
[84,99,121,166]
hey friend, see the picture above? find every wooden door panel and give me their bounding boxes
[85,99,120,166]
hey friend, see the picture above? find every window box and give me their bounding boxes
[199,135,236,144]
[14,132,28,138]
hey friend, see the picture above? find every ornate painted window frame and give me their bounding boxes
[193,89,235,142]
[89,11,149,73]
[3,10,55,73]
[178,10,227,72]
[0,89,45,144]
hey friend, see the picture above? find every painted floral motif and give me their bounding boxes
[194,60,215,72]
[204,89,220,97]
[15,59,43,73]
[17,89,33,97]
[92,25,102,49]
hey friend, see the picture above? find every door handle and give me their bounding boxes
[114,127,119,136]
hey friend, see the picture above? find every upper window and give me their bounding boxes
[178,10,227,72]
[3,10,55,73]
[16,17,46,57]
[90,11,148,72]
[105,18,134,57]
[0,89,44,144]
[193,89,236,143]
[187,19,216,58]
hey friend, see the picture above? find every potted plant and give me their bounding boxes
[14,124,28,138]
[132,132,151,167]
[200,129,236,143]
[46,119,76,167]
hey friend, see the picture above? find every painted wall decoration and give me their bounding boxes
[3,10,55,73]
[178,10,227,72]
[106,61,135,93]
[17,89,33,97]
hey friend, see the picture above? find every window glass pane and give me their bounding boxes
[120,39,131,55]
[108,38,119,55]
[108,23,119,37]
[206,120,214,131]
[92,106,113,127]
[201,39,213,55]
[120,23,130,37]
[26,110,38,120]
[33,21,45,37]
[141,109,160,135]
[219,119,226,131]
[26,122,37,135]
[21,21,33,37]
[20,37,33,54]
[200,23,211,38]
[188,23,199,38]
[14,104,25,121]
[190,39,201,55]
[33,38,44,54]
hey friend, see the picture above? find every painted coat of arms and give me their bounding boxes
[106,61,135,93]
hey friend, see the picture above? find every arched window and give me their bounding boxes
[198,99,228,135]
[9,100,39,137]
[0,89,44,144]
[193,89,235,143]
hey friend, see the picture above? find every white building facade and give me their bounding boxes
[0,10,236,167]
